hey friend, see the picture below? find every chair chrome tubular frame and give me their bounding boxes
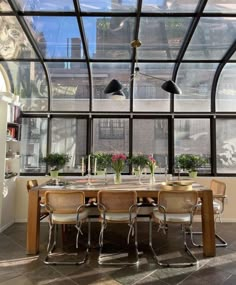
[149,201,198,268]
[96,202,142,266]
[44,202,91,265]
[190,189,227,248]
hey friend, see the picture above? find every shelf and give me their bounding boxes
[4,173,17,179]
[5,155,20,160]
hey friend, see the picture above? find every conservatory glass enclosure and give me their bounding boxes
[0,0,236,175]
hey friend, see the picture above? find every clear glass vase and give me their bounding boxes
[114,172,122,184]
[149,172,155,185]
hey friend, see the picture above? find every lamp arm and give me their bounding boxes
[138,71,166,82]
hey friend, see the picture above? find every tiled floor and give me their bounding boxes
[1,221,236,285]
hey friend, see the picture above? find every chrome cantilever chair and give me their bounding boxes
[27,179,48,220]
[149,190,198,267]
[44,190,91,265]
[97,190,141,265]
[191,179,227,247]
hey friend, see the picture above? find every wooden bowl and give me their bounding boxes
[160,182,192,191]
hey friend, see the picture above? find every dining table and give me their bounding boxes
[26,175,216,257]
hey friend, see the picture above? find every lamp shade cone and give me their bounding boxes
[161,80,182,94]
[104,79,123,94]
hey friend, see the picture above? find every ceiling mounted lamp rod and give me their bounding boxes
[130,39,182,95]
[104,39,182,99]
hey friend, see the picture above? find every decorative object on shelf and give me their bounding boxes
[176,154,207,178]
[42,153,71,178]
[111,153,127,184]
[129,154,149,184]
[147,155,157,184]
[104,39,182,97]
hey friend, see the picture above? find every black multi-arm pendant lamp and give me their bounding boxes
[104,39,182,99]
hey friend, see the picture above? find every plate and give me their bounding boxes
[160,182,192,191]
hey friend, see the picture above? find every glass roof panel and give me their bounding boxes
[139,17,192,60]
[14,0,75,11]
[231,51,236,60]
[92,62,130,112]
[0,16,37,59]
[79,0,137,12]
[24,16,83,59]
[175,63,218,112]
[0,0,12,11]
[133,63,174,112]
[184,17,236,60]
[2,61,48,111]
[216,63,236,112]
[142,0,199,12]
[46,62,90,111]
[204,0,236,13]
[83,16,135,59]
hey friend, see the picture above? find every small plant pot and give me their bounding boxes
[189,171,198,178]
[50,170,59,178]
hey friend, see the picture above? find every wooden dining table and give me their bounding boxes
[26,176,216,257]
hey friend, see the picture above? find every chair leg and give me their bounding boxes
[149,218,198,267]
[189,230,227,248]
[44,220,91,265]
[98,221,139,265]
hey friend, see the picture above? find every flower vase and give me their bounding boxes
[149,172,155,185]
[114,172,122,184]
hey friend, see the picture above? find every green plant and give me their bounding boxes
[42,153,71,171]
[129,154,149,170]
[92,152,112,170]
[176,154,207,172]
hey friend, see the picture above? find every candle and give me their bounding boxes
[88,154,91,173]
[94,157,97,175]
[81,157,84,175]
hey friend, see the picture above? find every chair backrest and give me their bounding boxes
[158,190,198,214]
[44,190,85,214]
[27,179,38,191]
[97,190,137,213]
[211,179,226,197]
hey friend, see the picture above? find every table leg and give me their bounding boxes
[200,189,216,257]
[27,190,40,255]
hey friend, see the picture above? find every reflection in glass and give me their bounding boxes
[21,118,47,173]
[216,119,236,173]
[93,118,129,173]
[3,61,48,111]
[91,63,130,112]
[51,118,87,173]
[24,16,83,59]
[184,17,236,60]
[142,0,198,12]
[0,16,36,59]
[216,63,236,112]
[133,119,168,173]
[15,0,75,11]
[79,0,137,12]
[204,0,236,13]
[133,63,174,112]
[175,63,218,112]
[139,17,191,60]
[174,119,211,174]
[82,16,135,59]
[46,62,89,111]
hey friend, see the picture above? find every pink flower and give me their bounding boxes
[147,155,157,174]
[111,154,127,173]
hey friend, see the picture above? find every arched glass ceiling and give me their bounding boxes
[0,0,235,113]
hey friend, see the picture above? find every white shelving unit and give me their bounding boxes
[0,94,21,232]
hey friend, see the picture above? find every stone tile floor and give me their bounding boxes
[0,222,236,285]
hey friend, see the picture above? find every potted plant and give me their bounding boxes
[92,152,112,175]
[129,154,149,174]
[176,154,207,178]
[42,153,71,177]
